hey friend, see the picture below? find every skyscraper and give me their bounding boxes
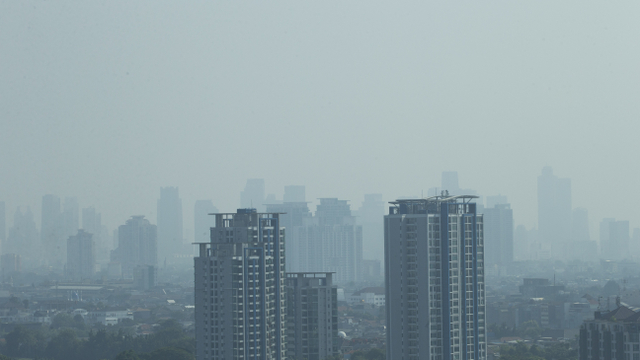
[600,219,629,260]
[157,187,184,264]
[240,179,265,212]
[5,207,39,267]
[194,200,218,244]
[483,203,513,266]
[537,167,572,258]
[66,229,95,280]
[194,208,286,360]
[82,207,109,264]
[286,272,339,360]
[41,194,64,266]
[0,201,5,252]
[283,185,305,203]
[62,197,79,239]
[112,216,157,278]
[570,208,597,262]
[385,196,486,360]
[358,194,385,268]
[265,201,311,272]
[306,198,363,283]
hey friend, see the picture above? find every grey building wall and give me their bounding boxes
[195,209,286,360]
[114,216,157,278]
[66,229,95,280]
[385,197,486,360]
[286,272,338,360]
[157,186,184,263]
[483,203,513,266]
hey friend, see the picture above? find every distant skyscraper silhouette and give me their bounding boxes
[358,194,385,266]
[265,201,312,272]
[600,218,629,260]
[283,185,305,202]
[428,171,478,198]
[194,200,218,243]
[82,207,109,264]
[306,198,363,283]
[570,208,597,261]
[537,167,572,258]
[66,229,95,280]
[157,187,184,264]
[112,216,157,278]
[484,202,513,267]
[0,201,5,252]
[62,197,79,239]
[41,194,64,267]
[5,207,39,267]
[240,178,265,211]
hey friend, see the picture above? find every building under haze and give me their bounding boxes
[194,209,286,360]
[112,216,157,278]
[304,198,363,284]
[600,218,629,261]
[283,185,305,202]
[570,208,597,262]
[357,194,385,272]
[157,187,184,264]
[286,272,339,360]
[1,253,20,280]
[5,207,39,268]
[483,203,513,267]
[428,171,479,198]
[66,229,95,280]
[265,200,311,272]
[0,201,5,253]
[41,194,64,267]
[537,167,572,259]
[240,178,265,212]
[194,200,218,244]
[385,196,486,360]
[62,197,79,240]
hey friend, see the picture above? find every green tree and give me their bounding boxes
[147,347,194,360]
[115,350,141,360]
[46,328,81,360]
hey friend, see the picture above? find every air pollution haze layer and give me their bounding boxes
[1,1,639,232]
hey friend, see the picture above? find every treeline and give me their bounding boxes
[499,342,578,360]
[0,319,194,360]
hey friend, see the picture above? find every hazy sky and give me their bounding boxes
[1,1,639,235]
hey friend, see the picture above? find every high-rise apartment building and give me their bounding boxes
[537,167,572,258]
[1,253,21,279]
[483,203,513,266]
[157,187,184,264]
[62,197,79,239]
[66,229,95,280]
[358,194,385,269]
[194,200,219,244]
[385,196,486,360]
[265,201,311,273]
[0,201,5,251]
[600,219,629,261]
[194,209,286,360]
[570,208,597,262]
[5,207,39,267]
[112,216,157,278]
[240,179,265,212]
[41,194,64,266]
[307,198,363,284]
[283,185,305,203]
[286,272,338,360]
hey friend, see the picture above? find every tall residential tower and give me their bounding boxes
[194,209,286,360]
[385,196,486,360]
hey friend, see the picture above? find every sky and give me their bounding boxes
[1,1,639,237]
